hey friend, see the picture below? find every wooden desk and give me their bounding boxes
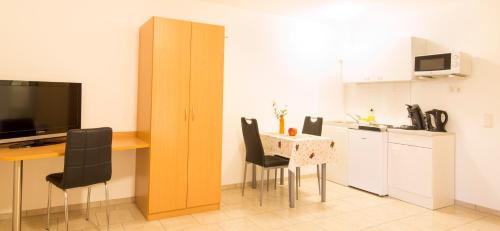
[0,132,149,231]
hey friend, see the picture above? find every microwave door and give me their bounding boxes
[415,53,451,72]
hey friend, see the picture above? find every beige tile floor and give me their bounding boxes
[2,178,500,230]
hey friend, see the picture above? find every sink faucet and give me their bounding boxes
[346,113,361,124]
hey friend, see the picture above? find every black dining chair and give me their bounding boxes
[241,118,289,206]
[45,127,113,231]
[297,116,323,194]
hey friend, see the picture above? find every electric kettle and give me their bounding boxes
[425,109,448,132]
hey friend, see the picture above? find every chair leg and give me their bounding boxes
[274,169,277,189]
[260,168,264,206]
[64,190,69,231]
[297,167,301,187]
[252,164,257,189]
[46,183,51,230]
[316,165,321,194]
[242,162,247,196]
[104,182,110,231]
[267,169,270,191]
[86,186,91,220]
[280,168,284,185]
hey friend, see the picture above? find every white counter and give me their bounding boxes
[387,128,453,137]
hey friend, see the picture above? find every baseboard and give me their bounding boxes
[455,200,500,216]
[221,173,317,190]
[145,204,219,220]
[0,197,134,221]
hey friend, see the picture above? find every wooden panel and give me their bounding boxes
[149,17,191,213]
[135,17,155,215]
[146,203,219,221]
[187,22,224,207]
[0,132,149,161]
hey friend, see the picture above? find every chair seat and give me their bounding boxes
[274,155,290,160]
[46,172,64,189]
[263,155,289,167]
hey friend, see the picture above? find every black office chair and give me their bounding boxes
[45,127,113,231]
[298,116,323,195]
[241,118,289,206]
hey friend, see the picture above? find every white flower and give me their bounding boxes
[272,101,288,119]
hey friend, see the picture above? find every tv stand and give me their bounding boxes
[9,137,66,149]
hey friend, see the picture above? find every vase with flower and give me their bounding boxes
[273,101,288,134]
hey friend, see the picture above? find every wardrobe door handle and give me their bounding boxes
[185,108,188,121]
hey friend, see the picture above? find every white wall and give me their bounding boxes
[340,0,500,210]
[0,0,341,213]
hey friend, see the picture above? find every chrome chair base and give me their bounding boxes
[241,162,287,206]
[46,182,110,231]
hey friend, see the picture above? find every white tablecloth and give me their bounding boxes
[260,133,335,172]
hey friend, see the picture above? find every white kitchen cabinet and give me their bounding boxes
[348,129,388,196]
[388,129,455,209]
[342,37,427,83]
[323,124,349,186]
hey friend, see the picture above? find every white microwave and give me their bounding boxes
[414,52,472,77]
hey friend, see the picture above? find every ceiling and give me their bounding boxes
[199,0,455,22]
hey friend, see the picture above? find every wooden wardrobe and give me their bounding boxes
[135,16,224,220]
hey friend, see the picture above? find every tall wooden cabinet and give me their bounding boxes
[135,17,224,220]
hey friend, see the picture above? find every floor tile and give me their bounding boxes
[2,178,499,231]
[122,220,164,231]
[159,215,200,231]
[191,210,231,224]
[460,215,500,231]
[247,212,291,230]
[218,218,263,231]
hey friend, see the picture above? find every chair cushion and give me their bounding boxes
[274,155,290,160]
[263,155,289,167]
[46,172,65,189]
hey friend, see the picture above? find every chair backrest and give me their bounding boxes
[302,116,323,136]
[62,127,113,188]
[241,118,265,165]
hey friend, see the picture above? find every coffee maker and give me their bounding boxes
[425,109,448,132]
[402,104,426,130]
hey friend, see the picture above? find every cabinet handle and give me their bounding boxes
[361,137,367,140]
[185,108,188,121]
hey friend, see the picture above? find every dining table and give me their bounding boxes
[252,132,336,208]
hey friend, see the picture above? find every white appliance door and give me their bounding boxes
[388,143,432,197]
[324,126,349,186]
[348,130,387,195]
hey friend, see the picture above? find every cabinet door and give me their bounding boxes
[187,22,225,207]
[388,143,432,197]
[149,18,191,213]
[342,37,424,83]
[348,130,387,195]
[323,126,349,186]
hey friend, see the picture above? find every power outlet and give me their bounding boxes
[484,114,494,128]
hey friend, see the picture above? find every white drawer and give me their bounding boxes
[388,132,432,148]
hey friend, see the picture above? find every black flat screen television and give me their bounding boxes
[0,80,81,144]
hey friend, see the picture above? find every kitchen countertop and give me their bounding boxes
[324,120,358,129]
[324,121,389,132]
[324,121,453,136]
[387,128,454,137]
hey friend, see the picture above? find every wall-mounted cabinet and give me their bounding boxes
[342,37,427,83]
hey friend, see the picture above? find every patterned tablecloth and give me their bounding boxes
[260,133,335,172]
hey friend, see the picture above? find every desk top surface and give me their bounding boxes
[0,132,149,161]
